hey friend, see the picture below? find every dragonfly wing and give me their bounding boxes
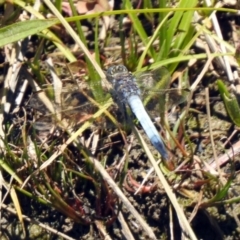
[167,88,190,106]
[135,67,189,116]
[135,66,171,93]
[29,86,106,132]
[135,67,171,117]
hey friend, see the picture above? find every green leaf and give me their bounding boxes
[0,19,59,47]
[217,80,240,126]
[202,177,232,206]
[0,159,22,184]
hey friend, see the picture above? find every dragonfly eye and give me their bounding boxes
[116,65,128,73]
[106,66,116,76]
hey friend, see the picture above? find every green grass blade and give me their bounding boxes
[218,80,240,126]
[165,0,198,59]
[137,11,172,70]
[0,159,22,184]
[0,19,58,48]
[170,8,196,55]
[123,0,155,59]
[158,0,168,58]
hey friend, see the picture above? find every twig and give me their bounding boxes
[117,211,135,240]
[133,126,197,240]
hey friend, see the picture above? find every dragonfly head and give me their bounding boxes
[106,65,129,81]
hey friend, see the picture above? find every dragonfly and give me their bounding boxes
[29,65,188,159]
[106,65,172,160]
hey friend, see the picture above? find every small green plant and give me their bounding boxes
[217,79,240,126]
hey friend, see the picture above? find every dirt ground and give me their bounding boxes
[1,1,240,240]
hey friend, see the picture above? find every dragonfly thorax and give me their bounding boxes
[106,65,141,103]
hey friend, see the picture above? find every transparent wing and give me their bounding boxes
[135,66,171,93]
[28,82,112,132]
[135,67,189,116]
